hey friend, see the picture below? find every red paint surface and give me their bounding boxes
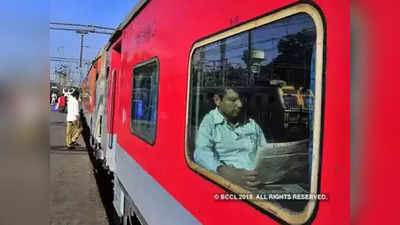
[352,0,399,225]
[99,0,349,224]
[106,42,122,134]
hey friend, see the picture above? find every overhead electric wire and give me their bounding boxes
[50,22,116,31]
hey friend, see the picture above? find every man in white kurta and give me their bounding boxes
[65,92,81,149]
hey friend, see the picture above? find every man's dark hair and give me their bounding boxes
[72,90,80,98]
[215,87,241,99]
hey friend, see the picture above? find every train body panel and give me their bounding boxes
[106,40,122,136]
[83,0,349,224]
[82,55,101,134]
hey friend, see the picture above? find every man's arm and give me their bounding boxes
[193,117,223,173]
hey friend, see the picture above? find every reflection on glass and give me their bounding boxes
[131,61,158,144]
[189,13,316,211]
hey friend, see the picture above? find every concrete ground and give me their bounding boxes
[50,110,118,225]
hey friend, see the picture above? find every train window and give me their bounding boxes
[186,4,324,224]
[130,58,159,145]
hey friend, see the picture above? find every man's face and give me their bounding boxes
[215,89,243,119]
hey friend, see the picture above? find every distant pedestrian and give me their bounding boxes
[57,95,66,113]
[51,92,57,105]
[65,91,82,149]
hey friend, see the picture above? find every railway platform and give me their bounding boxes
[50,110,119,225]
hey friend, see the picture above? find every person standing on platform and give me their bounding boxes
[57,94,66,113]
[51,92,57,105]
[65,90,82,149]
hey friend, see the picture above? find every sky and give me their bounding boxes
[50,0,139,85]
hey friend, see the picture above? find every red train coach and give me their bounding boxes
[81,58,98,116]
[81,52,106,142]
[83,0,349,224]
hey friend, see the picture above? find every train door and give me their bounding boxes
[100,65,110,156]
[108,69,117,147]
[106,42,122,171]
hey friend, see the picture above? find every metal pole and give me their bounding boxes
[80,34,84,68]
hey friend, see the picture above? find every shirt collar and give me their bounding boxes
[210,108,249,127]
[210,108,225,125]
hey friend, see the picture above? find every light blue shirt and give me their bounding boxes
[194,108,267,172]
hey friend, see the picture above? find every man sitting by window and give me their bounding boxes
[194,87,267,191]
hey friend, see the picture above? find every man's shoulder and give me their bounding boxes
[201,109,222,124]
[200,111,213,125]
[247,118,256,124]
[244,118,262,130]
[197,111,215,132]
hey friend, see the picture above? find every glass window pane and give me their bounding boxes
[131,60,159,144]
[188,13,317,212]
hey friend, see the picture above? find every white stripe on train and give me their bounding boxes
[114,141,201,225]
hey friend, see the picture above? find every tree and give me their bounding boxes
[270,29,315,88]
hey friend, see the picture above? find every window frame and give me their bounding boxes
[184,3,325,224]
[130,57,160,146]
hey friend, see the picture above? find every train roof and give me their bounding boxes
[105,0,149,50]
